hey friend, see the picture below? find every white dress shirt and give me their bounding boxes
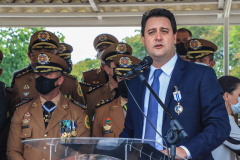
[142,54,191,159]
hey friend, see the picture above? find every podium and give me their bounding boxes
[22,138,168,160]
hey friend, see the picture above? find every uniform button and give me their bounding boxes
[43,147,47,150]
[44,134,47,137]
[42,159,45,160]
[25,134,27,136]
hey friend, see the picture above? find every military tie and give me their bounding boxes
[43,101,56,128]
[144,69,163,147]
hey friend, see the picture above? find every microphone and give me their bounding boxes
[124,56,153,78]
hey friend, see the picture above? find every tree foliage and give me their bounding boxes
[71,58,100,81]
[0,28,65,87]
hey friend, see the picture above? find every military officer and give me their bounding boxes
[10,30,84,116]
[58,43,73,74]
[87,42,132,130]
[80,34,119,102]
[7,52,90,160]
[92,54,141,137]
[185,39,216,68]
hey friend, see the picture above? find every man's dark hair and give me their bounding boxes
[177,28,192,38]
[105,60,112,67]
[141,8,177,37]
[218,76,240,94]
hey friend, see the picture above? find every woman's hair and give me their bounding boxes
[218,76,240,94]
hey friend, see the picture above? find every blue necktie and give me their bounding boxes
[43,101,56,128]
[144,69,163,147]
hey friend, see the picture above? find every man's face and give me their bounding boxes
[141,17,176,66]
[104,62,116,77]
[190,55,215,67]
[176,31,191,44]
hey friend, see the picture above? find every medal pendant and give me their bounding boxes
[71,130,77,137]
[175,104,183,115]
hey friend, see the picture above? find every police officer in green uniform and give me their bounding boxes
[87,42,132,131]
[80,34,119,102]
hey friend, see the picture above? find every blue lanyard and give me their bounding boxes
[43,104,56,113]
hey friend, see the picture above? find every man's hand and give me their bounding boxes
[161,147,187,159]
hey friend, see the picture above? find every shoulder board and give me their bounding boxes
[71,99,87,110]
[15,98,33,108]
[62,72,77,79]
[87,84,103,94]
[5,87,13,93]
[79,82,92,87]
[16,69,33,78]
[83,68,97,74]
[95,98,113,108]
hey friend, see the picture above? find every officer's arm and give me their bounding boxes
[6,107,25,160]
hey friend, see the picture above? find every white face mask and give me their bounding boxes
[230,97,240,114]
[97,50,105,60]
[195,62,208,66]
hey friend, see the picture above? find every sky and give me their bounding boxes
[46,27,141,64]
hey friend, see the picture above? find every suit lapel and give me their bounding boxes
[109,98,124,131]
[29,97,45,131]
[163,56,186,121]
[45,94,68,133]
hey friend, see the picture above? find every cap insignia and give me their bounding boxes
[99,34,107,42]
[59,44,67,53]
[116,44,127,54]
[190,40,202,50]
[38,54,50,64]
[119,57,132,68]
[37,31,50,42]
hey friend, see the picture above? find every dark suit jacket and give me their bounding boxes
[120,56,230,160]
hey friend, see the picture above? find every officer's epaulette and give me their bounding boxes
[15,98,33,108]
[95,98,113,108]
[62,72,77,79]
[16,69,33,78]
[79,82,91,87]
[5,87,13,93]
[71,99,87,110]
[87,84,103,94]
[83,68,97,74]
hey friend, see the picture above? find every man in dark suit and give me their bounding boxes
[120,8,230,160]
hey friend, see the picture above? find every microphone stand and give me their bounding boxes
[135,69,188,160]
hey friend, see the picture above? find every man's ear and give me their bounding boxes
[104,64,109,74]
[210,60,215,67]
[141,35,146,47]
[57,76,64,86]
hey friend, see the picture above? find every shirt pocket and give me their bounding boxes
[20,127,32,150]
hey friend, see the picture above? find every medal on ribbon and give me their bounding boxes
[173,86,183,115]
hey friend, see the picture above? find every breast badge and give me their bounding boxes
[173,86,183,115]
[22,112,31,124]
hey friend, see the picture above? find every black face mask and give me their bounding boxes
[118,79,129,98]
[35,75,59,95]
[175,42,188,56]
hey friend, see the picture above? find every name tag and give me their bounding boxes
[22,125,29,129]
[103,130,113,134]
